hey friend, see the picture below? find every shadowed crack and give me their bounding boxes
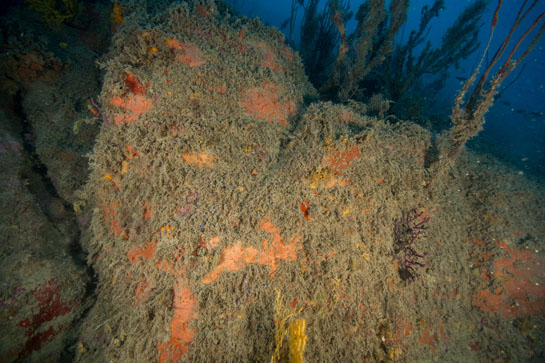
[12,89,98,361]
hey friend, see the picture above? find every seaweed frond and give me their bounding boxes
[25,0,77,25]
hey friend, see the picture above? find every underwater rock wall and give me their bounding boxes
[0,3,108,361]
[80,1,317,361]
[2,0,543,362]
[0,120,90,362]
[76,1,545,362]
[78,1,545,361]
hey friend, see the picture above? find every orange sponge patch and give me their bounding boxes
[473,241,545,318]
[202,218,301,283]
[166,38,206,67]
[157,274,197,362]
[110,94,153,124]
[241,82,296,126]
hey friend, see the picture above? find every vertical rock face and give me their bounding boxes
[0,4,107,361]
[77,1,545,363]
[0,122,90,362]
[80,2,315,361]
[0,1,543,362]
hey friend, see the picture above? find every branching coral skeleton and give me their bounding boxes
[447,0,545,158]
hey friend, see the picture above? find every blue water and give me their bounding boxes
[228,0,545,178]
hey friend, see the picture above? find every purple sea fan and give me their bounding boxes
[394,208,430,283]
